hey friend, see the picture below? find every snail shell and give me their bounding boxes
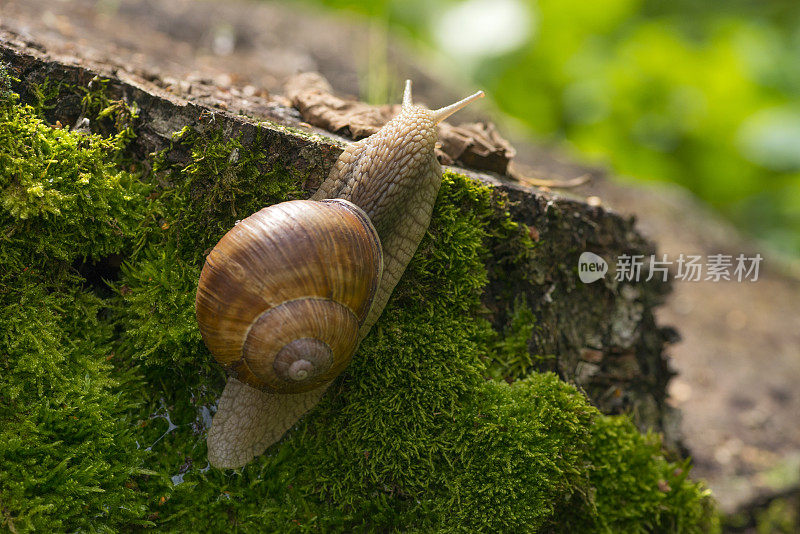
[195,199,383,393]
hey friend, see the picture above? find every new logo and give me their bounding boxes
[578,252,608,283]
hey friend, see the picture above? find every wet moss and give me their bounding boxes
[0,75,718,532]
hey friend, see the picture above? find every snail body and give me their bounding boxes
[201,81,484,468]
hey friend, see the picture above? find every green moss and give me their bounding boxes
[486,297,545,381]
[0,86,151,266]
[0,88,152,531]
[0,75,718,532]
[151,126,302,263]
[0,274,151,532]
[564,416,720,533]
[115,245,207,372]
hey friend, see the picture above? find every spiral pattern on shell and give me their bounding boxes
[195,199,383,393]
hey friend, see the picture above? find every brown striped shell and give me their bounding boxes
[195,199,383,394]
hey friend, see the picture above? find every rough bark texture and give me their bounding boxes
[1,33,678,446]
[483,174,679,448]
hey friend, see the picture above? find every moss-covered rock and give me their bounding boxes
[0,73,718,532]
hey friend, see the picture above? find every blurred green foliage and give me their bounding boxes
[304,0,800,256]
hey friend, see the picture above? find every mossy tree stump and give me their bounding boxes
[0,34,715,532]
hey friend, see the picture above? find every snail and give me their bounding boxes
[196,80,484,468]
